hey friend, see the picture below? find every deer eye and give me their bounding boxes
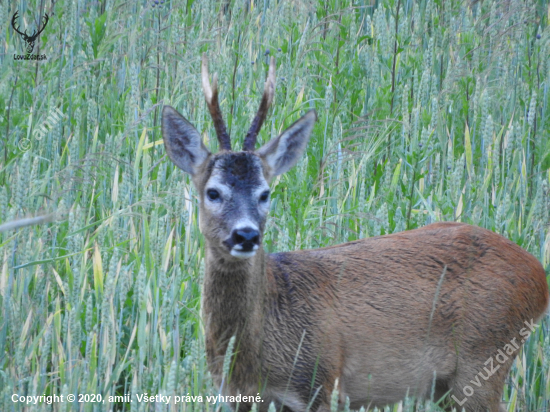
[259,190,270,202]
[206,189,221,201]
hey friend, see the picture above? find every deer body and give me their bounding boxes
[162,55,549,412]
[202,222,547,412]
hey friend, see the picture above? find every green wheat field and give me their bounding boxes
[0,0,549,410]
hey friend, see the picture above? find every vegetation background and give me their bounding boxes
[0,0,549,410]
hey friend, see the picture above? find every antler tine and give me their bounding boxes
[243,56,276,151]
[35,13,49,37]
[11,11,26,36]
[201,53,231,151]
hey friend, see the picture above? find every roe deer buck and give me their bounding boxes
[161,54,549,412]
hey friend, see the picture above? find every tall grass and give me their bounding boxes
[0,0,549,411]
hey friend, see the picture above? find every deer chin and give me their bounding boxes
[230,245,259,259]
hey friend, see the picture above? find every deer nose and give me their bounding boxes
[232,228,260,251]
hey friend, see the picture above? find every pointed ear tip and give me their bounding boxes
[307,109,318,122]
[162,105,175,115]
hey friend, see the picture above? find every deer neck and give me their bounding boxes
[202,243,269,382]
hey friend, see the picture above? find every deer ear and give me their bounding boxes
[256,110,317,177]
[162,106,210,175]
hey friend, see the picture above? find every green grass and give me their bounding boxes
[0,0,549,411]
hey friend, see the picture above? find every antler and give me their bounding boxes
[201,53,231,151]
[242,56,276,151]
[11,11,27,37]
[32,13,49,40]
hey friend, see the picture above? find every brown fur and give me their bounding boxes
[200,218,548,412]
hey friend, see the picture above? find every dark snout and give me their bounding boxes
[224,227,261,258]
[233,228,260,250]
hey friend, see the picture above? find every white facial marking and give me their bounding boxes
[254,183,270,197]
[203,172,231,209]
[230,247,258,259]
[254,185,270,198]
[232,218,259,232]
[254,183,271,215]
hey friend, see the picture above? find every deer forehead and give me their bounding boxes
[204,152,270,196]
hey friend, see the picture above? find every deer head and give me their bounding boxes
[12,11,49,54]
[162,54,316,259]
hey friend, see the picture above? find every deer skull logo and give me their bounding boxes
[11,11,49,54]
